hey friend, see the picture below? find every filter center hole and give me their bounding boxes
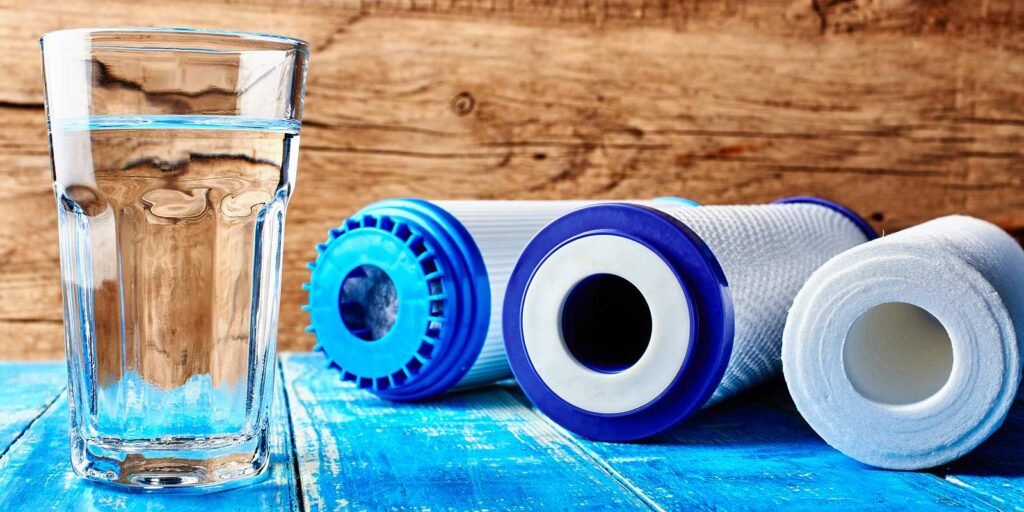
[843,302,954,405]
[560,273,652,373]
[339,265,398,341]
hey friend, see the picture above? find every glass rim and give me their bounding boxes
[40,27,309,55]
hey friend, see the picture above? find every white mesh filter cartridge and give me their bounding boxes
[503,199,874,440]
[783,215,1024,469]
[305,198,695,400]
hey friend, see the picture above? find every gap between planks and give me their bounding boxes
[3,357,1017,509]
[0,361,301,510]
[758,384,1024,510]
[493,384,665,512]
[501,382,1003,510]
[0,384,64,464]
[279,358,309,511]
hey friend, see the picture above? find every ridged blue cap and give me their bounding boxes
[304,199,490,401]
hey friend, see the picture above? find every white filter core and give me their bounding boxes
[843,302,954,406]
[521,234,693,414]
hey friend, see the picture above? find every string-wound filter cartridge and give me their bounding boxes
[784,215,1024,469]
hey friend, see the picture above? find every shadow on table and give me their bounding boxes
[503,381,820,448]
[648,388,1024,480]
[422,376,1024,479]
[936,404,1024,478]
[638,383,827,447]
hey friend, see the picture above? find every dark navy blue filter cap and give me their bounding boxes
[502,203,734,441]
[774,196,878,240]
[305,199,491,401]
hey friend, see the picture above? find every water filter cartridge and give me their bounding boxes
[503,198,875,440]
[783,215,1024,469]
[304,198,694,401]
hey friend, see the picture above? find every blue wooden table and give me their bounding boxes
[1,353,1022,511]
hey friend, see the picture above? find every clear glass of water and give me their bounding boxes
[40,28,308,491]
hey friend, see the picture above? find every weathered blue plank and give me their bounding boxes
[7,357,1021,510]
[281,352,651,511]
[936,405,1024,510]
[517,386,995,511]
[0,366,299,511]
[0,361,65,456]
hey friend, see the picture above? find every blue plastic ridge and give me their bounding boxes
[304,199,491,401]
[773,196,878,240]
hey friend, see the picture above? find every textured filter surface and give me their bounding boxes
[654,203,869,403]
[513,201,870,437]
[433,201,597,387]
[784,215,1024,469]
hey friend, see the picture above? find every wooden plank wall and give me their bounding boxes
[1,0,1023,359]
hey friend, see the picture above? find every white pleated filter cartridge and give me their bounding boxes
[503,198,875,440]
[784,215,1024,469]
[305,198,697,401]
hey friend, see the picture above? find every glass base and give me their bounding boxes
[70,429,270,492]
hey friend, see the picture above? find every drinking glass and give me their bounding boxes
[40,28,308,491]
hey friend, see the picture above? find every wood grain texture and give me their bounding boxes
[280,352,651,510]
[0,368,300,511]
[280,351,1024,510]
[2,1,1024,358]
[0,362,64,455]
[527,389,994,510]
[936,407,1024,510]
[6,356,1024,508]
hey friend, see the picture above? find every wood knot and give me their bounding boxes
[450,92,476,116]
[808,0,889,34]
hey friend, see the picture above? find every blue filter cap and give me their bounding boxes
[774,196,878,240]
[305,199,491,401]
[502,203,733,441]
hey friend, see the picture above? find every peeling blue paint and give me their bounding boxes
[3,356,1024,510]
